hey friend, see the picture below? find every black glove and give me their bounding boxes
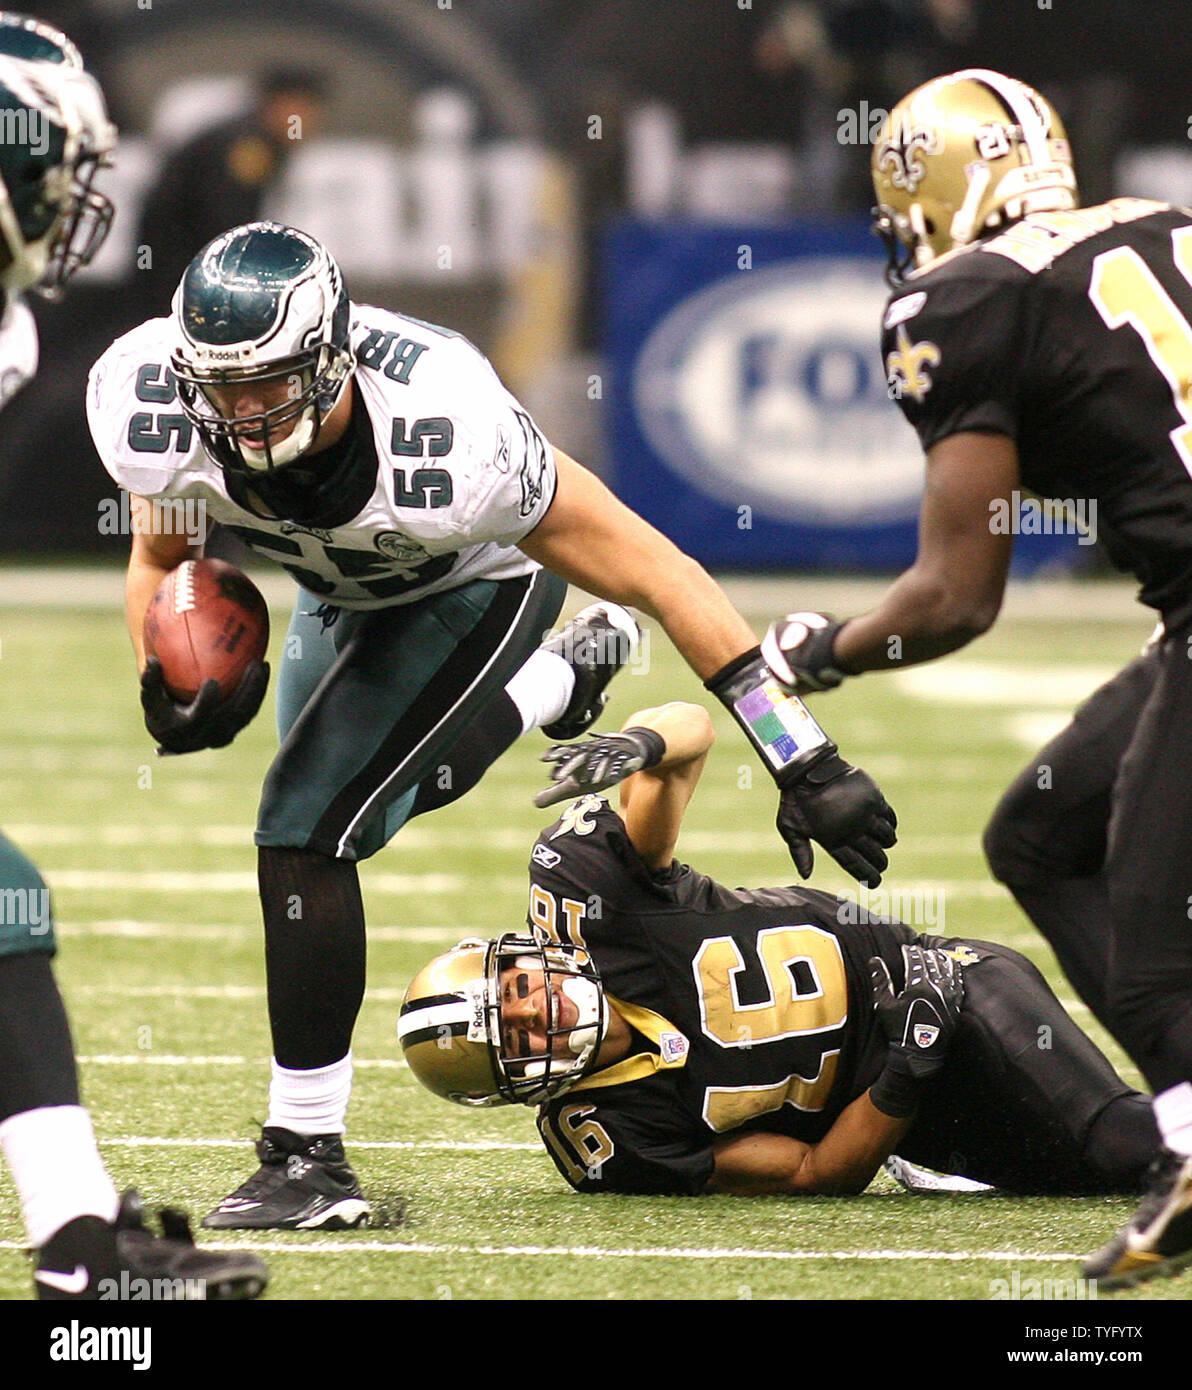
[777,751,897,886]
[761,611,853,691]
[868,945,965,1117]
[534,727,666,808]
[141,657,270,755]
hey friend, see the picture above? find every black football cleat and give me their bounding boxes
[541,602,641,741]
[35,1190,268,1300]
[202,1127,370,1232]
[1083,1148,1192,1289]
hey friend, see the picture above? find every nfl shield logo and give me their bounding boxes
[659,1031,689,1065]
[914,1024,940,1049]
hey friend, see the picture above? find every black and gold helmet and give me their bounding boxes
[398,934,607,1108]
[872,69,1077,284]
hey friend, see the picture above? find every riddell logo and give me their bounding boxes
[196,345,254,363]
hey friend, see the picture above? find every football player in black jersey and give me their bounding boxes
[759,68,1192,1286]
[400,702,1159,1204]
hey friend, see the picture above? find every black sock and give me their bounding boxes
[258,847,366,1070]
[0,954,80,1123]
[1085,1094,1163,1189]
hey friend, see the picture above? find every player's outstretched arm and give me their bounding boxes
[518,450,757,678]
[521,451,898,885]
[764,432,1019,688]
[535,702,716,869]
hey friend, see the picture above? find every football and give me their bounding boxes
[143,558,270,702]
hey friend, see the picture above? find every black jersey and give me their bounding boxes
[881,198,1192,627]
[528,796,916,1195]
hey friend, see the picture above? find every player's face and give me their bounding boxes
[498,960,580,1062]
[203,371,305,448]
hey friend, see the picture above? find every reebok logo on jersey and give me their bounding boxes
[532,843,562,869]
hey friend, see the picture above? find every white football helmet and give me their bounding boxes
[0,52,115,295]
[170,221,355,479]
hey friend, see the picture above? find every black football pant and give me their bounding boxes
[983,647,1157,1038]
[985,631,1192,1096]
[901,938,1159,1194]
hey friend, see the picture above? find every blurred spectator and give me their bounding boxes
[755,0,974,214]
[135,67,327,315]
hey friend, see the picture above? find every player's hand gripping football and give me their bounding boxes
[870,944,965,1080]
[776,752,897,887]
[140,657,270,755]
[534,727,666,808]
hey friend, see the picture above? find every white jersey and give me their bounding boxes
[0,292,39,410]
[87,305,557,609]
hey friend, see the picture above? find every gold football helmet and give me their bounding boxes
[398,933,607,1107]
[872,68,1078,283]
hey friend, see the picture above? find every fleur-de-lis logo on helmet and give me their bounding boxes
[876,117,942,195]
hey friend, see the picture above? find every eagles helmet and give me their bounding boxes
[872,69,1078,285]
[0,12,84,66]
[0,52,115,295]
[398,934,608,1107]
[170,222,355,481]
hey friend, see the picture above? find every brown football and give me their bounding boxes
[143,558,270,702]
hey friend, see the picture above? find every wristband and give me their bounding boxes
[868,1050,928,1119]
[619,727,667,766]
[706,647,832,783]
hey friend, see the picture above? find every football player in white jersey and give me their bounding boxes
[0,15,267,1299]
[89,219,897,1230]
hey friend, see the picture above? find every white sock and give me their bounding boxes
[0,1105,119,1248]
[265,1053,354,1136]
[505,649,575,734]
[1153,1081,1192,1157]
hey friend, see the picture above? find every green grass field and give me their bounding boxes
[0,568,1186,1304]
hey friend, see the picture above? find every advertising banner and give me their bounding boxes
[604,219,1087,573]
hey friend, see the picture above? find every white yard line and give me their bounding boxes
[0,1237,1087,1262]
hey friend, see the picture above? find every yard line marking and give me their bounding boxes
[56,920,466,943]
[894,662,1119,708]
[0,1237,1086,1262]
[77,1054,407,1067]
[71,985,407,1001]
[41,868,1016,900]
[98,1137,538,1151]
[5,824,993,855]
[42,870,487,894]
